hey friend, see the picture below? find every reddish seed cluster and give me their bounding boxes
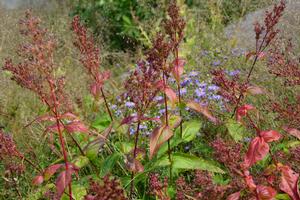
[272,96,300,129]
[146,33,172,73]
[149,173,170,200]
[125,59,161,115]
[175,171,228,200]
[3,10,71,112]
[164,3,185,52]
[84,175,127,200]
[268,39,300,86]
[211,69,248,106]
[0,130,23,160]
[72,16,110,98]
[254,0,286,51]
[211,138,244,174]
[0,130,25,174]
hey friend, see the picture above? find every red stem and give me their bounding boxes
[48,79,72,200]
[129,121,141,199]
[162,72,172,181]
[100,88,113,121]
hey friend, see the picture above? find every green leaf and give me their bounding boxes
[91,113,111,132]
[100,153,121,177]
[172,153,224,173]
[182,120,202,142]
[61,184,87,200]
[275,193,291,200]
[226,119,247,142]
[156,153,224,173]
[73,156,90,168]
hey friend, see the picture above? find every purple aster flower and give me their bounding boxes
[111,104,117,110]
[159,109,166,115]
[208,85,219,91]
[140,124,148,130]
[180,88,187,95]
[196,82,207,88]
[210,94,222,101]
[129,126,135,135]
[154,96,163,102]
[195,88,206,98]
[125,101,135,108]
[212,60,221,67]
[228,70,240,76]
[189,71,199,77]
[180,77,192,87]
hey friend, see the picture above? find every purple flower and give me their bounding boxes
[180,77,192,87]
[189,71,199,77]
[159,109,166,115]
[154,96,163,102]
[212,60,221,67]
[196,82,207,88]
[208,85,219,91]
[140,124,148,130]
[111,104,117,110]
[195,88,206,98]
[129,126,135,135]
[125,101,135,108]
[180,88,187,95]
[210,94,222,101]
[228,70,240,76]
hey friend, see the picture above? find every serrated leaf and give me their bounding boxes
[182,120,201,142]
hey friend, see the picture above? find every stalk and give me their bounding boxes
[162,72,173,181]
[129,121,141,199]
[100,88,114,121]
[48,80,72,200]
[231,33,268,118]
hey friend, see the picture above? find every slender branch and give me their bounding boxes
[100,88,114,121]
[48,79,72,200]
[129,121,141,199]
[162,72,172,181]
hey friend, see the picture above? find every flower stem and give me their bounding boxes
[129,121,141,199]
[101,88,114,121]
[162,72,172,182]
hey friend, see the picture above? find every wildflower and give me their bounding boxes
[125,102,135,109]
[210,94,222,101]
[194,88,206,98]
[208,85,219,91]
[180,77,192,87]
[180,88,187,95]
[189,71,199,77]
[228,70,240,76]
[154,96,164,102]
[111,104,118,110]
[212,60,221,67]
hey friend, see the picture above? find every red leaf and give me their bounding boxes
[244,171,257,191]
[172,58,185,82]
[244,137,269,168]
[187,101,219,124]
[65,121,89,133]
[279,165,300,200]
[36,115,56,123]
[45,123,64,133]
[165,86,177,105]
[260,130,281,143]
[246,86,265,95]
[236,104,255,121]
[149,126,173,159]
[43,164,63,181]
[60,112,78,120]
[283,126,300,140]
[120,116,138,126]
[256,185,277,200]
[227,191,241,200]
[126,157,144,173]
[32,175,44,185]
[56,169,73,198]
